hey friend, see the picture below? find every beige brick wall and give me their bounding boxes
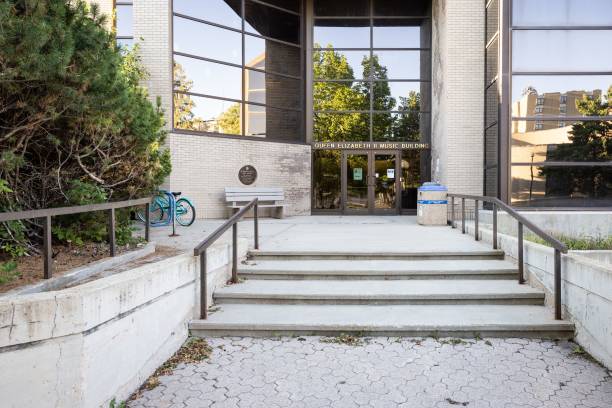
[432,0,484,196]
[167,135,311,218]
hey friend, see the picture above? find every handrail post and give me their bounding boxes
[492,203,498,249]
[43,216,52,279]
[144,202,151,241]
[554,249,562,320]
[518,222,525,284]
[474,199,479,241]
[200,252,207,319]
[108,208,116,257]
[450,196,455,228]
[254,201,259,250]
[461,198,465,234]
[232,223,238,283]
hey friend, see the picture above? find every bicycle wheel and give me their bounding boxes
[175,198,196,226]
[136,199,165,223]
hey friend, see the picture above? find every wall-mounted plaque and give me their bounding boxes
[238,165,257,185]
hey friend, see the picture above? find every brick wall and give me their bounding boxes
[432,0,485,195]
[167,134,311,218]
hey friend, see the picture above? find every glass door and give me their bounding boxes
[373,152,398,214]
[343,152,369,213]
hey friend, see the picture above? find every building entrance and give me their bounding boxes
[344,151,399,214]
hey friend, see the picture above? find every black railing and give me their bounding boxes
[193,198,259,319]
[0,198,152,280]
[447,194,568,320]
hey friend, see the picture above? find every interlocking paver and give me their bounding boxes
[128,337,611,408]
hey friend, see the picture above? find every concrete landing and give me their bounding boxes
[190,304,574,338]
[214,280,544,305]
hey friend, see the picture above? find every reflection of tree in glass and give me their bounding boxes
[173,62,202,130]
[313,45,421,142]
[218,103,241,134]
[313,46,368,141]
[173,62,241,134]
[540,86,611,199]
[313,150,341,209]
[393,92,421,141]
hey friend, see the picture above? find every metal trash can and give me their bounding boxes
[417,182,448,225]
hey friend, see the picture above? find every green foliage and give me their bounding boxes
[540,87,611,200]
[525,233,612,250]
[0,0,171,252]
[0,259,19,285]
[109,398,126,408]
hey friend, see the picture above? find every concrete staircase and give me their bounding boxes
[190,249,574,338]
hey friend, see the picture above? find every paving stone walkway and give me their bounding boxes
[129,337,612,408]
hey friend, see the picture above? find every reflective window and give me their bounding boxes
[313,113,370,142]
[513,0,612,27]
[244,70,301,108]
[245,34,301,77]
[485,124,498,167]
[486,0,498,43]
[313,2,431,142]
[173,94,243,135]
[373,51,425,79]
[373,0,429,17]
[313,20,370,49]
[512,30,612,72]
[116,4,133,37]
[173,0,242,29]
[511,119,612,163]
[172,0,303,140]
[400,150,422,209]
[511,76,612,117]
[174,17,242,64]
[314,0,369,17]
[485,84,499,127]
[372,112,428,142]
[173,55,242,100]
[313,150,342,210]
[313,50,370,80]
[245,0,300,44]
[511,166,612,208]
[373,20,423,48]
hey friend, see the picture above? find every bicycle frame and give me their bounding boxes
[148,191,176,227]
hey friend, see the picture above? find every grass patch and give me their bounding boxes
[0,260,20,285]
[525,234,612,250]
[131,337,212,398]
[570,345,602,366]
[321,333,366,346]
[439,338,470,346]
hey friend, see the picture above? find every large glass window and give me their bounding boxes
[510,1,612,208]
[115,1,133,48]
[172,0,304,141]
[312,0,431,143]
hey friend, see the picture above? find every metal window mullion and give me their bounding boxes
[512,25,612,31]
[173,13,244,34]
[369,1,374,142]
[512,162,612,167]
[244,31,301,49]
[511,116,612,121]
[173,51,244,70]
[241,0,246,137]
[512,71,612,76]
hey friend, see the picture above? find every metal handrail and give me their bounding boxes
[0,197,152,280]
[447,193,568,320]
[193,198,259,319]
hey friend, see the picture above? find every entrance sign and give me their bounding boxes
[353,168,363,181]
[387,169,395,179]
[313,142,429,150]
[238,165,257,185]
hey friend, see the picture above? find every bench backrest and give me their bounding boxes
[225,187,284,203]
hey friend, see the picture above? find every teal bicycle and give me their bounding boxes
[137,190,196,227]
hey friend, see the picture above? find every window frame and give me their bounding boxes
[171,0,306,142]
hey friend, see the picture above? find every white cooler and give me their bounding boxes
[417,183,448,225]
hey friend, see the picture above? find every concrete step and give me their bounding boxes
[248,249,506,261]
[189,304,574,338]
[214,280,545,305]
[238,259,518,280]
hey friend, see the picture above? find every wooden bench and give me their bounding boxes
[225,187,286,219]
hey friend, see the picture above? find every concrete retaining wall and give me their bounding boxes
[0,238,247,407]
[466,220,612,368]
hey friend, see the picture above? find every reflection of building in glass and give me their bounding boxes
[512,88,602,133]
[245,53,266,137]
